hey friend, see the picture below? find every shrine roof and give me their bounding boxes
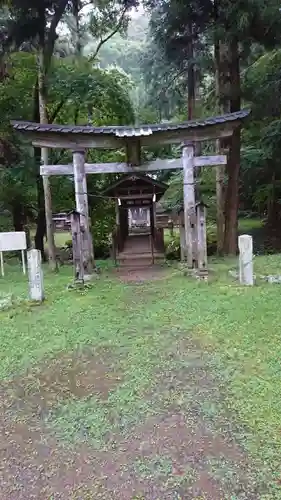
[103,173,168,196]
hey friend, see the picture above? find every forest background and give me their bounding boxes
[1,0,281,259]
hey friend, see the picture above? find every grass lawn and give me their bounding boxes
[53,230,71,247]
[0,254,281,497]
[29,229,71,249]
[164,217,264,245]
[238,217,264,231]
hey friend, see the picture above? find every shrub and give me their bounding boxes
[0,212,12,231]
[65,239,73,249]
[94,236,111,259]
[164,224,218,260]
[64,232,111,260]
[206,223,217,255]
[91,215,113,260]
[165,234,180,260]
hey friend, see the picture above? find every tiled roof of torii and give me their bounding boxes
[11,109,250,138]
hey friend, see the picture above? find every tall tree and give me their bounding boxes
[0,51,134,240]
[145,0,281,253]
[0,0,136,261]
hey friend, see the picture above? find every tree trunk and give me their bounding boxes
[12,202,24,232]
[33,1,67,264]
[223,38,241,255]
[73,0,82,124]
[263,172,281,252]
[215,141,225,255]
[32,79,46,258]
[223,127,240,254]
[35,175,46,259]
[215,41,224,255]
[35,206,47,259]
[38,49,57,271]
[215,40,230,255]
[187,22,195,120]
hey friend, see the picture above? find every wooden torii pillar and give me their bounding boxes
[73,150,94,275]
[182,143,196,267]
[181,145,226,269]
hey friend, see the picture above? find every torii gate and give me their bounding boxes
[12,108,250,273]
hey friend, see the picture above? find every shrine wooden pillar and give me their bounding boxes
[115,199,120,226]
[149,203,155,238]
[73,150,94,275]
[152,194,157,233]
[182,143,197,267]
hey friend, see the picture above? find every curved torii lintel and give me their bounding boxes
[11,109,250,150]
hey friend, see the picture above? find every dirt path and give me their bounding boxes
[0,336,262,500]
[115,264,172,283]
[0,265,265,499]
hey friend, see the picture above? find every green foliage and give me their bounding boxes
[91,199,115,259]
[243,49,281,121]
[141,0,281,253]
[87,0,132,44]
[0,52,36,122]
[0,0,136,250]
[0,0,136,57]
[48,57,135,126]
[64,239,72,249]
[139,36,187,121]
[85,12,148,83]
[240,48,281,225]
[149,0,281,62]
[0,57,37,219]
[164,224,218,260]
[1,0,281,254]
[0,50,134,232]
[0,211,12,230]
[158,171,183,212]
[164,232,180,260]
[158,166,217,221]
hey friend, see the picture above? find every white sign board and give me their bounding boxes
[0,231,27,277]
[0,232,27,251]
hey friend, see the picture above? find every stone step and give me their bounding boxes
[116,234,164,268]
[120,251,158,257]
[117,254,164,267]
[118,253,164,261]
[118,263,164,269]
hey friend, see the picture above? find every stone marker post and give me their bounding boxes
[238,234,254,286]
[27,249,44,301]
